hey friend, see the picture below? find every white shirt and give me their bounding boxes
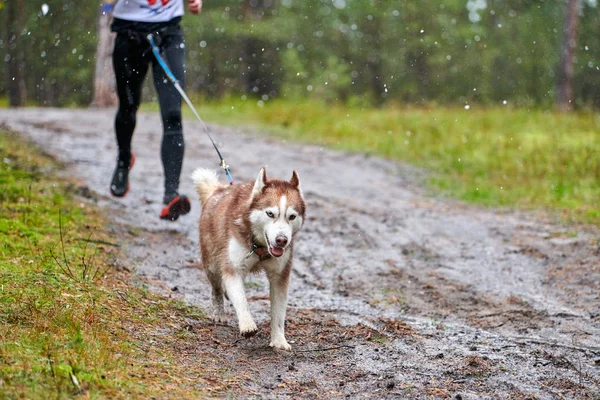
[113,0,184,23]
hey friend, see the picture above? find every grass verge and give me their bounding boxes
[0,130,226,398]
[153,98,599,225]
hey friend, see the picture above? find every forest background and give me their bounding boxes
[1,0,598,110]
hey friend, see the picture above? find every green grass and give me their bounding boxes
[0,130,215,398]
[149,98,599,224]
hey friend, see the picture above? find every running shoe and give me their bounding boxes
[160,194,191,221]
[110,153,136,197]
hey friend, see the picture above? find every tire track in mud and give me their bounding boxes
[2,108,599,398]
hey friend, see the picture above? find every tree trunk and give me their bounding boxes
[6,0,26,107]
[240,0,279,98]
[364,9,386,106]
[557,0,581,111]
[91,2,117,108]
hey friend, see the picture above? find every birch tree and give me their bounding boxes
[91,1,117,108]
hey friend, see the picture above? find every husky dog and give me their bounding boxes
[191,167,306,350]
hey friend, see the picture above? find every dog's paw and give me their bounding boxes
[210,305,227,323]
[240,327,259,338]
[211,312,227,324]
[269,337,291,351]
[239,321,258,338]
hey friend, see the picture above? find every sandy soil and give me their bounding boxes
[2,108,599,399]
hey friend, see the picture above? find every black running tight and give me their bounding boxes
[112,28,185,197]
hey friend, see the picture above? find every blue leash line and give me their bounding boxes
[148,34,179,84]
[147,34,234,185]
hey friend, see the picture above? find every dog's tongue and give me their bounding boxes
[270,246,284,257]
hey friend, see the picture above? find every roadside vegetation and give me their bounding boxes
[164,99,600,225]
[0,130,223,398]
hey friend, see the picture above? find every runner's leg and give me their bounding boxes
[111,33,150,196]
[152,29,185,204]
[113,32,150,162]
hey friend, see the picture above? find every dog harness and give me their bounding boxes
[246,241,272,261]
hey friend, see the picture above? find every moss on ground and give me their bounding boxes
[0,129,231,398]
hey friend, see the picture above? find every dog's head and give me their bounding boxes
[249,168,306,258]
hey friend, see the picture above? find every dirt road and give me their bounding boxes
[2,108,599,398]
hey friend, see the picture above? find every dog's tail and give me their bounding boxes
[191,168,222,206]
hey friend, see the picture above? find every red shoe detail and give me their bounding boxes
[129,153,136,169]
[160,195,191,221]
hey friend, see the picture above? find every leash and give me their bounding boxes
[147,33,234,185]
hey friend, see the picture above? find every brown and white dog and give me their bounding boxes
[191,167,306,350]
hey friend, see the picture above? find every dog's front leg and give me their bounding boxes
[206,267,226,323]
[268,267,292,351]
[223,273,258,337]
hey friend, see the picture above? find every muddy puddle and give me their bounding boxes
[2,108,599,398]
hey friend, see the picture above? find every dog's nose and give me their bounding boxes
[275,235,288,247]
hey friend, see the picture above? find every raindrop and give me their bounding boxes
[41,4,49,16]
[332,0,346,9]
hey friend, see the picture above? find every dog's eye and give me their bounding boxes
[289,215,296,221]
[266,211,275,218]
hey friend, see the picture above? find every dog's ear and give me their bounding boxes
[290,170,302,196]
[290,170,300,188]
[252,168,267,198]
